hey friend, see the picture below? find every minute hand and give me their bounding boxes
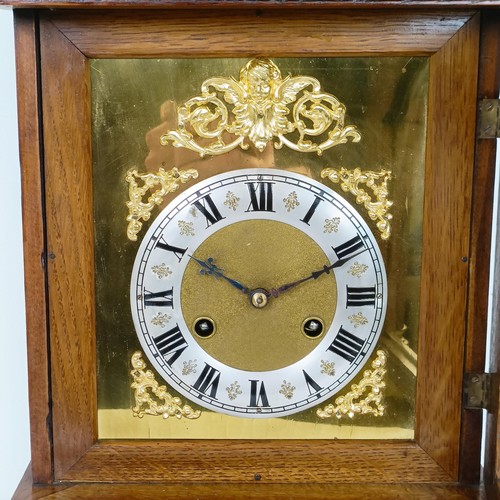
[271,248,367,297]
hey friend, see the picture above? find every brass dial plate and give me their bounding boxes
[92,56,428,436]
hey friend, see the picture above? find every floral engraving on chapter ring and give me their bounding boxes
[151,313,171,328]
[178,220,195,236]
[151,263,172,279]
[226,382,243,401]
[224,191,240,211]
[324,217,340,233]
[349,312,368,328]
[283,191,300,212]
[348,262,368,278]
[279,380,296,399]
[320,360,336,377]
[182,360,198,376]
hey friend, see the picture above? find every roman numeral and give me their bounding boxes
[346,286,376,307]
[332,235,365,260]
[144,288,173,307]
[246,182,275,212]
[328,327,364,363]
[300,196,323,225]
[156,237,187,262]
[193,363,221,399]
[193,194,225,227]
[303,370,322,396]
[153,324,188,366]
[249,380,270,407]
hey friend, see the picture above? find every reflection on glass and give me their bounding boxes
[91,57,428,440]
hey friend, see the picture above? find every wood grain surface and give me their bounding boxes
[460,9,500,485]
[2,0,500,9]
[475,12,500,490]
[478,13,500,488]
[46,9,472,58]
[14,10,53,485]
[60,440,451,483]
[12,463,492,500]
[40,18,97,479]
[416,14,480,479]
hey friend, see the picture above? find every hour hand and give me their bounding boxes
[271,247,367,297]
[189,255,250,294]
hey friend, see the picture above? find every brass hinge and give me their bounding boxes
[463,373,495,410]
[478,99,500,139]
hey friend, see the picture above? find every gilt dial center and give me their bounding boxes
[181,219,337,372]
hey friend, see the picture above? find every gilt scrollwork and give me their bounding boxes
[321,167,393,240]
[126,167,198,241]
[316,350,387,420]
[131,351,201,420]
[160,58,360,156]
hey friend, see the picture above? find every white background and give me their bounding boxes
[0,6,31,499]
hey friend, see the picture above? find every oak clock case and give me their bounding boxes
[93,57,427,439]
[14,4,495,490]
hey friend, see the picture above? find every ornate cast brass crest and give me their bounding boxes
[160,58,361,156]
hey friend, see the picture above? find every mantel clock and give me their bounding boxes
[7,1,500,497]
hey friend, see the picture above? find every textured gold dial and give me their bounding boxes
[181,220,337,372]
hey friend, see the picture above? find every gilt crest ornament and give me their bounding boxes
[160,58,361,156]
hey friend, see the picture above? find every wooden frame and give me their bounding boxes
[13,6,499,488]
[4,0,500,8]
